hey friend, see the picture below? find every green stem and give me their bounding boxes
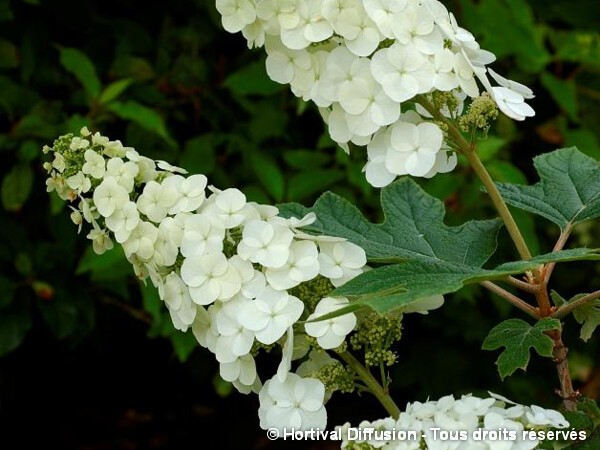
[337,351,401,419]
[465,151,533,262]
[416,95,533,263]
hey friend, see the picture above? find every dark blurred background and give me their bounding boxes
[0,0,599,448]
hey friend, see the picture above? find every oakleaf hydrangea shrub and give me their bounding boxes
[40,0,600,448]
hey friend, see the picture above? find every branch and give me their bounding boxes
[548,329,580,411]
[544,225,572,284]
[506,276,539,294]
[480,281,539,319]
[553,289,600,319]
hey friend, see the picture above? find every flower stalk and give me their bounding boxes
[337,351,401,419]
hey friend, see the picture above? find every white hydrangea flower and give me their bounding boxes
[336,8,382,57]
[371,44,434,103]
[180,252,241,305]
[136,180,179,223]
[81,149,106,179]
[215,296,255,361]
[526,405,569,428]
[216,0,257,33]
[70,136,90,150]
[393,2,442,55]
[157,160,187,174]
[105,200,140,243]
[258,373,327,431]
[490,86,535,121]
[318,241,366,287]
[105,157,139,192]
[93,176,129,217]
[488,68,534,100]
[66,171,91,194]
[265,240,319,290]
[180,213,225,257]
[304,297,356,349]
[363,0,407,38]
[202,188,250,229]
[87,228,113,255]
[229,255,266,299]
[192,305,217,351]
[364,128,397,188]
[280,0,333,50]
[239,287,304,345]
[126,149,158,182]
[162,272,196,332]
[387,120,444,177]
[52,152,66,173]
[153,220,180,267]
[265,36,312,85]
[122,220,158,261]
[163,174,207,214]
[237,219,294,268]
[220,353,257,386]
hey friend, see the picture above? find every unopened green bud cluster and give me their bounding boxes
[350,312,402,367]
[290,275,335,312]
[310,362,355,394]
[458,93,498,134]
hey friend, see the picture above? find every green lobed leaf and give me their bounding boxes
[280,177,502,265]
[58,47,101,98]
[331,248,600,315]
[495,147,600,230]
[482,318,561,379]
[1,163,33,211]
[282,177,600,316]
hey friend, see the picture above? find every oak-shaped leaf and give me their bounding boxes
[495,147,600,230]
[280,177,502,265]
[482,318,561,379]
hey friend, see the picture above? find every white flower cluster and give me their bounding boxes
[337,392,569,450]
[214,0,535,187]
[44,128,444,433]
